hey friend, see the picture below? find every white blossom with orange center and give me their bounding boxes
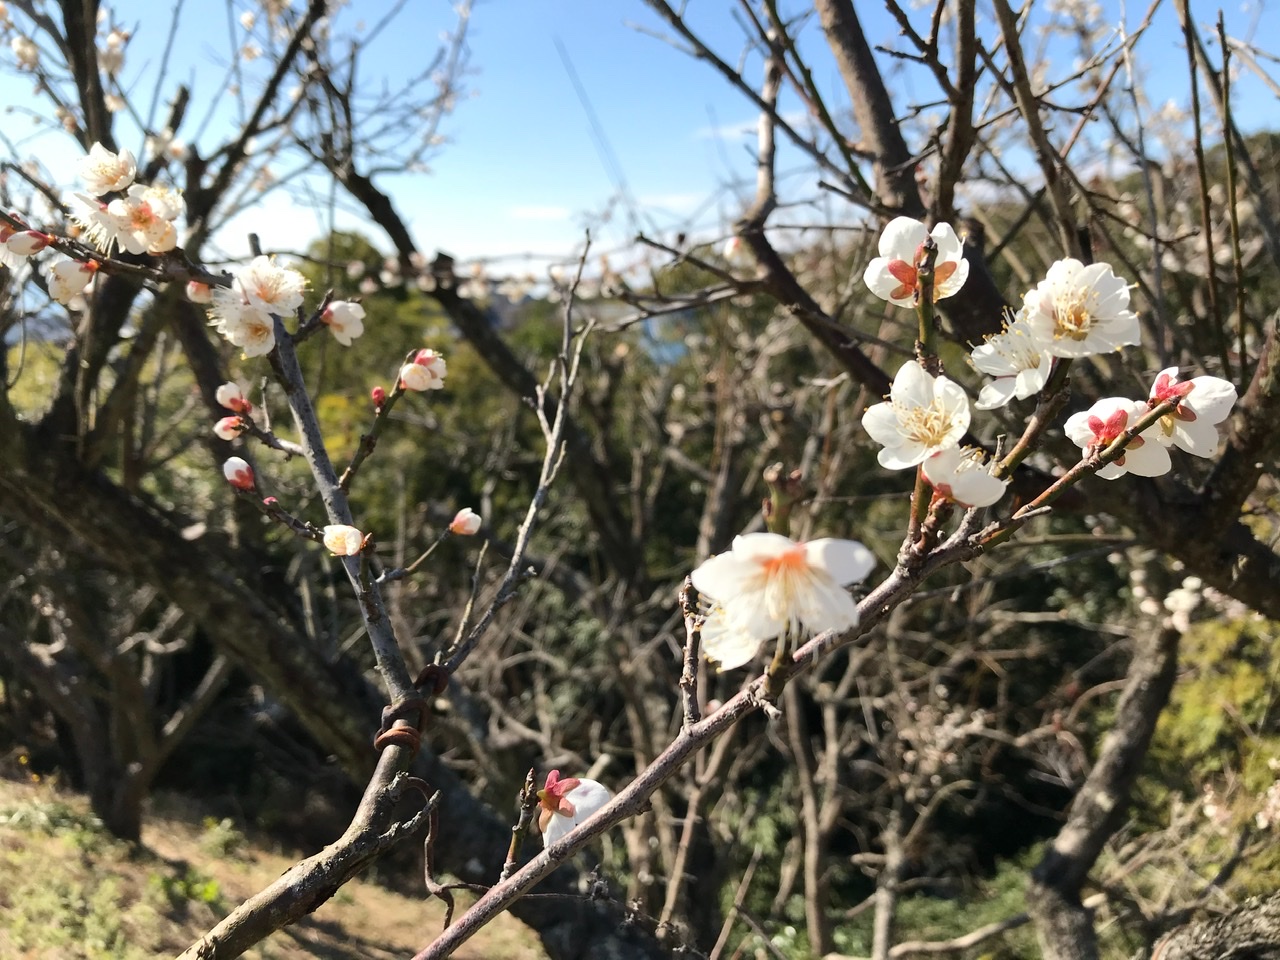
[107,183,184,255]
[235,255,306,316]
[691,532,876,670]
[861,361,971,469]
[78,142,136,196]
[970,309,1055,409]
[863,216,969,307]
[1022,259,1140,358]
[1148,367,1237,457]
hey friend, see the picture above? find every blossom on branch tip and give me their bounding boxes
[1064,397,1171,480]
[5,230,52,257]
[863,216,969,306]
[11,35,38,70]
[321,300,365,345]
[215,382,253,415]
[691,533,876,671]
[371,385,387,409]
[449,507,482,536]
[861,361,970,469]
[213,416,246,441]
[399,348,447,391]
[48,257,98,304]
[538,770,612,847]
[186,281,213,304]
[78,142,136,196]
[1022,259,1140,358]
[1148,367,1237,457]
[222,457,255,491]
[969,310,1055,409]
[322,524,365,557]
[922,447,1008,508]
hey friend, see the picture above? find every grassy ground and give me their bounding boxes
[0,776,547,960]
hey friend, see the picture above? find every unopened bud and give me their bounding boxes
[371,385,387,408]
[222,456,255,491]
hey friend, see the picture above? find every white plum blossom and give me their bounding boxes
[1064,397,1171,480]
[108,182,185,254]
[321,300,365,345]
[11,35,38,70]
[449,507,481,536]
[970,310,1055,409]
[691,532,876,670]
[1148,367,1237,457]
[66,193,122,253]
[98,30,126,76]
[186,281,213,304]
[863,216,969,307]
[47,257,98,304]
[78,143,136,196]
[223,456,255,490]
[208,257,307,357]
[1022,259,1140,358]
[922,447,1009,508]
[861,361,971,469]
[322,524,365,556]
[400,348,447,391]
[234,255,306,315]
[538,770,612,847]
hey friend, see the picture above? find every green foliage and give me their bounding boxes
[199,816,247,859]
[1156,616,1280,787]
[146,868,223,911]
[833,853,1040,960]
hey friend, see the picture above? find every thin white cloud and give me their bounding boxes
[694,110,807,140]
[508,204,572,221]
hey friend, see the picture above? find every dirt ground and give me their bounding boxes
[0,776,547,959]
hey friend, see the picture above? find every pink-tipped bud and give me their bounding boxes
[213,416,246,441]
[371,385,387,408]
[223,456,255,491]
[262,496,278,507]
[449,507,482,536]
[6,231,52,257]
[186,280,213,304]
[215,381,253,416]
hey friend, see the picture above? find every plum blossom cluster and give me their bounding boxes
[691,533,877,670]
[63,142,186,256]
[860,217,1237,498]
[1063,368,1237,478]
[202,255,366,358]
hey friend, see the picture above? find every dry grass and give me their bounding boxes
[0,777,547,960]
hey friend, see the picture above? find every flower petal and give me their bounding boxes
[804,538,876,586]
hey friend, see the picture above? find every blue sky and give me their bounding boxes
[1,0,1276,273]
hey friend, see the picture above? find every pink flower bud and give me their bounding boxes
[371,385,387,408]
[262,497,278,507]
[213,416,246,441]
[449,507,482,536]
[6,230,52,257]
[186,280,213,304]
[215,381,252,416]
[222,456,255,491]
